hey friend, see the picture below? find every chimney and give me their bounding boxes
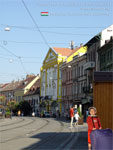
[70,40,74,50]
[80,43,83,47]
[26,74,35,79]
[75,46,78,49]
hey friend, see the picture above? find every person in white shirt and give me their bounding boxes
[32,112,35,117]
[74,111,80,125]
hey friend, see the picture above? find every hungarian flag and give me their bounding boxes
[41,12,49,16]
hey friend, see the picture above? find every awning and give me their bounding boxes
[81,99,90,104]
[73,100,81,104]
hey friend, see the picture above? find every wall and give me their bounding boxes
[14,90,24,102]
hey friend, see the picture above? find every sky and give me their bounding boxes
[0,0,112,83]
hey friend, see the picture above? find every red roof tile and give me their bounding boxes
[53,47,73,56]
[16,76,36,90]
[1,82,21,92]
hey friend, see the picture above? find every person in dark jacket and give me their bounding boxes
[87,107,102,150]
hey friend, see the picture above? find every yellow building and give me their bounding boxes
[15,75,39,102]
[40,47,74,113]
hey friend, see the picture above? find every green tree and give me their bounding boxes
[19,101,32,116]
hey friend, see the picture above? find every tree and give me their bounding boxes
[7,101,16,111]
[19,101,32,116]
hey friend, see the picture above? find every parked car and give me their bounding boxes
[44,112,50,117]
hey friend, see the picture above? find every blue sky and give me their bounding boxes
[0,0,112,83]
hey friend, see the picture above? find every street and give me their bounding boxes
[0,117,88,150]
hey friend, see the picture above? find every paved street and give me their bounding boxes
[0,117,88,150]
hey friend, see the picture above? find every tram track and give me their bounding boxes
[23,120,65,150]
[57,125,81,150]
[0,117,36,132]
[0,117,25,127]
[0,118,50,143]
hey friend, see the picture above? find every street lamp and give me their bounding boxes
[68,65,71,68]
[4,27,11,31]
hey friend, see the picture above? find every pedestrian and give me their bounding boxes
[87,107,102,150]
[18,110,21,117]
[32,112,35,117]
[74,111,80,125]
[70,105,75,127]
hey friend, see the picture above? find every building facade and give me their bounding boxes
[40,47,75,113]
[1,81,21,104]
[15,75,39,103]
[23,78,40,115]
[84,25,113,104]
[61,46,87,115]
[98,38,113,71]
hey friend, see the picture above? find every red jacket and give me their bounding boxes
[87,116,101,131]
[70,108,74,117]
[87,115,102,144]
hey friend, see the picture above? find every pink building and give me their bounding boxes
[61,61,73,113]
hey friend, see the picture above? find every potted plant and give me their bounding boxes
[77,107,84,125]
[5,109,11,118]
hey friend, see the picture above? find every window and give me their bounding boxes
[18,96,21,102]
[88,53,90,61]
[90,52,92,61]
[81,66,83,76]
[78,83,80,94]
[101,54,104,64]
[110,49,112,61]
[93,52,95,61]
[73,85,75,94]
[78,67,80,77]
[103,53,106,62]
[71,70,72,80]
[107,51,109,61]
[81,82,83,93]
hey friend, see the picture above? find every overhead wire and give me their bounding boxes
[0,40,71,45]
[0,44,18,58]
[0,44,28,74]
[21,0,50,48]
[0,24,106,29]
[0,53,44,59]
[0,54,42,63]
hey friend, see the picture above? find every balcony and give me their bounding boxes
[83,86,93,93]
[84,62,95,70]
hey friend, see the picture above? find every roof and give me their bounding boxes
[67,46,81,57]
[0,83,9,89]
[1,81,21,92]
[16,76,36,90]
[24,79,40,96]
[53,47,73,56]
[84,33,101,48]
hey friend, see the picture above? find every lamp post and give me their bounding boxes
[4,27,11,31]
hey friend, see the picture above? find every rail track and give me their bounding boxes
[0,117,50,143]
